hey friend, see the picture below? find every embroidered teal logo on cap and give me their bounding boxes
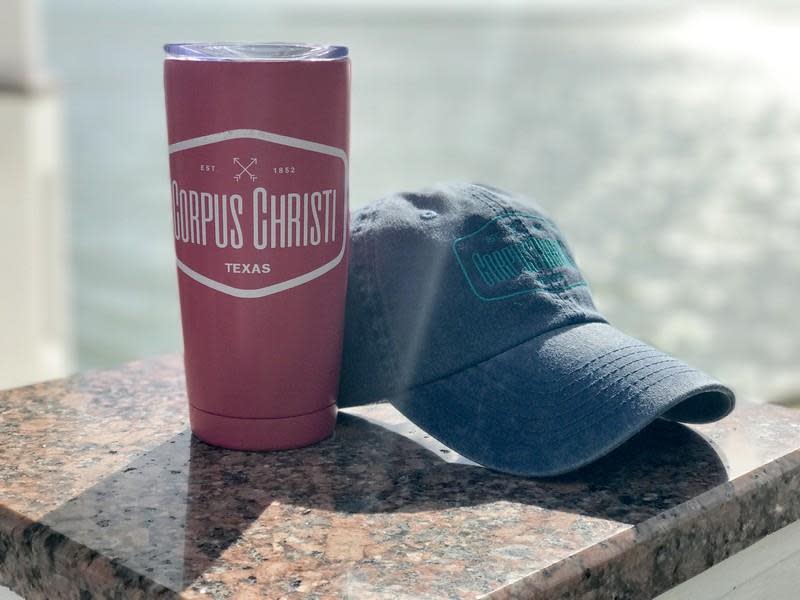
[453,212,586,301]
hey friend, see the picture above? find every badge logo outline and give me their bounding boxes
[169,129,348,299]
[452,212,587,302]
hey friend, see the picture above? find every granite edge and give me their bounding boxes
[0,505,180,600]
[0,356,186,599]
[483,447,800,600]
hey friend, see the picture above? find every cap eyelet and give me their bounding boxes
[419,210,438,220]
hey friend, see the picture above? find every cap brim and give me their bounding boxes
[390,322,735,477]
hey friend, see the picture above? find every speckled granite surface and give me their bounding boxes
[0,356,799,599]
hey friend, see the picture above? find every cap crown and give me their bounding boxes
[339,183,606,405]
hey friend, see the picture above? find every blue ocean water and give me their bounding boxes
[43,0,800,403]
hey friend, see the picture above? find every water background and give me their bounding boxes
[42,1,800,403]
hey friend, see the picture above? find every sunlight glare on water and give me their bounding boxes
[41,0,800,404]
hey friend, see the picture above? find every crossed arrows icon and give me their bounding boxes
[233,157,258,182]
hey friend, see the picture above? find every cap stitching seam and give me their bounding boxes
[420,365,718,474]
[515,366,701,438]
[487,354,685,415]
[471,366,704,472]
[405,316,606,392]
[490,344,658,392]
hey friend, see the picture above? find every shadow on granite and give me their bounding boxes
[32,410,726,591]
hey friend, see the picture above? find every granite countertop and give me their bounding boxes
[1,356,799,599]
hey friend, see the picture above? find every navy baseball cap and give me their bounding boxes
[338,183,735,477]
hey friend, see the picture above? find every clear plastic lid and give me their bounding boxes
[164,42,348,61]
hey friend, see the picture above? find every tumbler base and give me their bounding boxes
[189,403,337,451]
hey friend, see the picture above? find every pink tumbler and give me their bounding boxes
[163,43,350,450]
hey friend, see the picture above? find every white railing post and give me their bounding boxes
[0,0,73,389]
